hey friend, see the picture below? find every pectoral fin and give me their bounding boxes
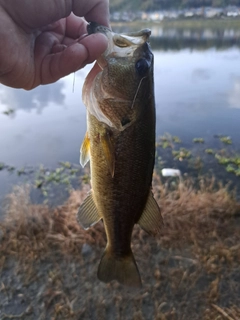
[77,191,101,229]
[138,191,163,236]
[100,130,115,178]
[80,132,90,167]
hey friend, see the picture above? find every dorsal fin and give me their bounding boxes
[80,132,90,167]
[138,191,163,235]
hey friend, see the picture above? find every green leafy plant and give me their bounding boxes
[205,149,214,154]
[219,136,232,145]
[193,138,204,143]
[172,148,191,160]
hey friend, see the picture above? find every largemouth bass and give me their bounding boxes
[77,23,163,287]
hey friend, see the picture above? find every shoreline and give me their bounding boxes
[1,132,240,217]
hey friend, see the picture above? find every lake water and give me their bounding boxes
[0,22,240,204]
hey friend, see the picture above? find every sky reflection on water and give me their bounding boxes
[154,48,240,143]
[0,68,89,167]
[0,80,65,114]
[0,39,240,170]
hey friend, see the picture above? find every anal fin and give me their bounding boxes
[138,191,163,236]
[80,132,90,167]
[100,130,115,178]
[77,191,101,229]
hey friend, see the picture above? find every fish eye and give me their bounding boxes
[135,59,150,77]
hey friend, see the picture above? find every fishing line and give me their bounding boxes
[131,76,146,109]
[72,72,76,93]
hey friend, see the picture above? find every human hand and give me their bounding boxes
[0,0,109,89]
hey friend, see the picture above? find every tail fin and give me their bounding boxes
[97,249,142,288]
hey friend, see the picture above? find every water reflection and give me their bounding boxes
[229,77,240,108]
[0,80,65,114]
[150,31,240,50]
[191,68,212,82]
[113,25,240,50]
[154,48,240,142]
[0,66,91,167]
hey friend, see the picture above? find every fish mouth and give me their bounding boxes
[87,22,151,65]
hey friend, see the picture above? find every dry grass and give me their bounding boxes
[0,175,240,320]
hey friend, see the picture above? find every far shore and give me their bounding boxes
[111,17,240,29]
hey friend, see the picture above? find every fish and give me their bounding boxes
[77,22,163,287]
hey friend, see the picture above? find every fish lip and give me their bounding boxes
[87,22,151,48]
[87,22,113,69]
[87,22,151,42]
[126,29,151,42]
[87,22,111,35]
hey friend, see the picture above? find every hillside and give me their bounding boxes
[109,0,240,11]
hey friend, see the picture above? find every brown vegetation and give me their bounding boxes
[0,175,240,319]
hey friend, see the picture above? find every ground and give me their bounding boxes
[0,174,240,320]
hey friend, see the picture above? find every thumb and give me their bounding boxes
[34,33,108,87]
